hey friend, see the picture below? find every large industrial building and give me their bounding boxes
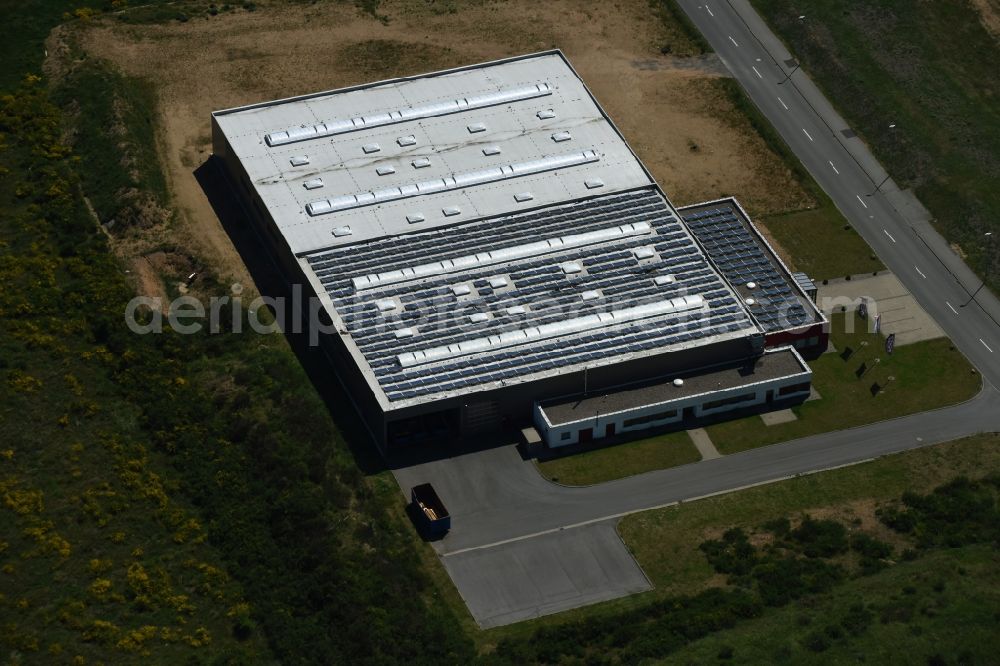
[211,51,826,453]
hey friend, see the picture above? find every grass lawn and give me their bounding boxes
[707,312,981,455]
[753,0,1000,294]
[760,207,884,280]
[534,430,701,486]
[667,544,1000,664]
[619,433,1000,595]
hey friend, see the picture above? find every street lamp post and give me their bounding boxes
[961,232,994,308]
[867,123,898,195]
[777,15,807,85]
[777,63,799,85]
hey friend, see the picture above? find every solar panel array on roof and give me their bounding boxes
[304,188,757,403]
[682,203,816,332]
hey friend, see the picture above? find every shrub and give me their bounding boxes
[790,516,849,558]
[878,476,999,548]
[699,528,758,576]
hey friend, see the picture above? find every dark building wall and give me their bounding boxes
[211,117,390,450]
[765,323,828,360]
[382,334,759,443]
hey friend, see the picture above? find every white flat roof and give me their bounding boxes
[213,52,655,256]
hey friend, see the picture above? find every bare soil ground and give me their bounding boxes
[58,0,814,289]
[971,0,1000,40]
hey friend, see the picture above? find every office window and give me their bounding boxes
[623,410,677,428]
[779,382,811,396]
[702,392,756,411]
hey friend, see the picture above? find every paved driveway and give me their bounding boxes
[441,520,650,628]
[394,385,1000,626]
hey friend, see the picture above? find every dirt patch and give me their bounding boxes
[971,0,1000,41]
[61,0,816,289]
[130,255,169,309]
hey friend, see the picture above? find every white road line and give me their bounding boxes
[441,458,879,557]
[706,5,714,16]
[803,128,814,141]
[752,65,763,79]
[729,35,739,46]
[857,194,868,208]
[777,96,789,110]
[829,160,839,174]
[947,302,958,314]
[915,266,926,278]
[981,339,994,353]
[883,228,896,243]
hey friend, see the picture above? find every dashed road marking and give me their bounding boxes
[777,97,789,110]
[829,160,839,174]
[857,194,868,208]
[947,302,958,314]
[706,5,714,16]
[883,228,896,243]
[915,266,926,278]
[981,339,994,353]
[752,65,763,79]
[729,35,739,46]
[803,128,814,141]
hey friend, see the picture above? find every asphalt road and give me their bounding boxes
[677,0,1000,387]
[396,385,1000,556]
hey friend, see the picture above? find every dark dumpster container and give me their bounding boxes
[411,483,450,538]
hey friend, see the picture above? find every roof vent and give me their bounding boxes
[506,305,527,315]
[673,378,684,387]
[394,327,416,339]
[396,296,706,368]
[468,312,490,324]
[745,297,756,306]
[514,192,534,202]
[351,220,648,291]
[332,226,353,237]
[406,213,425,224]
[654,275,675,286]
[746,281,757,289]
[442,206,461,217]
[411,157,431,169]
[537,109,556,120]
[467,122,487,133]
[489,276,509,289]
[264,82,552,146]
[303,178,324,190]
[584,178,604,189]
[376,165,396,176]
[289,156,310,166]
[482,146,501,156]
[561,261,583,275]
[451,284,472,296]
[362,143,381,154]
[306,148,600,216]
[633,247,656,260]
[581,290,601,301]
[552,131,572,142]
[375,298,397,312]
[397,135,417,147]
